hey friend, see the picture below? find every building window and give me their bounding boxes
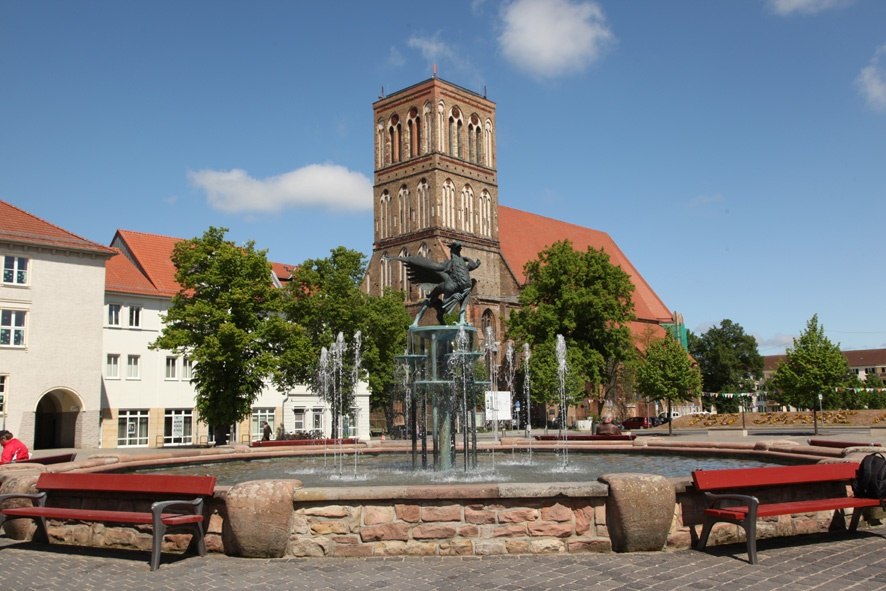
[163,409,193,446]
[0,310,26,347]
[106,354,120,378]
[2,256,28,285]
[117,409,149,447]
[293,408,305,431]
[182,356,193,380]
[0,375,6,414]
[312,408,324,432]
[108,304,121,326]
[126,355,140,379]
[251,408,275,441]
[128,306,141,328]
[165,356,177,379]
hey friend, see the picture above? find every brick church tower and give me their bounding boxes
[364,77,518,339]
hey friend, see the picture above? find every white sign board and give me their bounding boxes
[484,391,512,421]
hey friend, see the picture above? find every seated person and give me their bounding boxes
[595,416,622,436]
[0,430,30,463]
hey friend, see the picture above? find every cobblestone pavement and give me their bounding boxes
[1,526,885,591]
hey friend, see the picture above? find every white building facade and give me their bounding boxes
[0,201,114,449]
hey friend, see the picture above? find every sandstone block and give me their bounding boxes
[465,506,496,524]
[288,538,330,557]
[491,524,527,537]
[301,505,350,518]
[527,521,573,537]
[567,537,611,553]
[395,503,420,523]
[540,503,573,522]
[360,522,409,542]
[499,507,538,523]
[439,539,473,555]
[413,524,457,539]
[373,540,407,555]
[421,505,462,522]
[404,541,438,556]
[474,539,507,555]
[529,538,566,554]
[363,505,394,525]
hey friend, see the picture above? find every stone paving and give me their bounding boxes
[1,525,885,591]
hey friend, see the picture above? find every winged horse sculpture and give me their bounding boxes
[388,241,481,325]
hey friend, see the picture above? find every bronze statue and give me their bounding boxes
[389,241,480,325]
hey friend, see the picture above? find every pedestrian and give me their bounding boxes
[0,430,30,463]
[595,416,622,436]
[261,421,272,441]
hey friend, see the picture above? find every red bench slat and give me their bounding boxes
[703,496,880,521]
[2,506,204,526]
[692,462,859,492]
[35,472,216,496]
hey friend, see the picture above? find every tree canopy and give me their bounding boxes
[277,247,410,432]
[507,240,636,412]
[635,334,702,435]
[151,227,285,443]
[769,314,851,414]
[688,319,763,413]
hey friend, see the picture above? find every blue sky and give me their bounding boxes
[2,0,885,354]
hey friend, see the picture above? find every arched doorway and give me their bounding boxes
[33,389,81,449]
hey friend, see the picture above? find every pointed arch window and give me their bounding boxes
[479,190,492,237]
[398,248,409,293]
[388,114,402,164]
[407,108,422,158]
[442,180,456,229]
[417,243,430,297]
[376,119,385,168]
[398,185,409,233]
[417,179,430,229]
[378,191,391,239]
[380,252,391,290]
[448,107,463,159]
[468,114,482,164]
[461,185,474,233]
[484,119,494,167]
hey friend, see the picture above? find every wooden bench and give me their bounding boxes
[0,472,216,570]
[692,463,881,564]
[807,439,881,449]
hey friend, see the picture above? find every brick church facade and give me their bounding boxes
[363,77,675,354]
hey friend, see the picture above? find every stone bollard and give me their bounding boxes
[599,473,675,552]
[223,479,300,558]
[0,472,41,540]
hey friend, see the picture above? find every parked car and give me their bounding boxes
[621,416,650,430]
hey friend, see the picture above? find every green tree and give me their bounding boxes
[635,335,702,435]
[152,227,284,445]
[769,314,851,434]
[688,319,763,414]
[277,247,409,435]
[507,240,636,419]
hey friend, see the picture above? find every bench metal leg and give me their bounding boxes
[848,508,865,532]
[151,522,166,571]
[743,517,757,565]
[696,517,715,550]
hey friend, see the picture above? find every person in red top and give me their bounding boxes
[0,430,30,463]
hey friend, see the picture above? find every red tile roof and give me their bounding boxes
[106,229,295,297]
[0,200,114,256]
[498,206,673,325]
[764,348,886,372]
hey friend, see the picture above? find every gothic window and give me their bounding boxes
[484,119,494,167]
[448,107,463,159]
[388,114,401,164]
[398,248,408,293]
[376,119,385,168]
[461,185,474,233]
[378,191,391,238]
[479,190,492,237]
[436,101,445,153]
[482,309,495,342]
[398,186,409,233]
[417,179,430,229]
[407,108,421,158]
[442,180,456,228]
[417,243,429,297]
[423,102,433,154]
[468,114,482,164]
[380,252,390,290]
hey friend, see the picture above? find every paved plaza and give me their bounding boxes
[1,524,885,591]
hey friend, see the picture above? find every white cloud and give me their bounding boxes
[768,0,853,16]
[856,45,886,112]
[407,34,457,66]
[189,164,373,214]
[498,0,615,79]
[757,333,796,352]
